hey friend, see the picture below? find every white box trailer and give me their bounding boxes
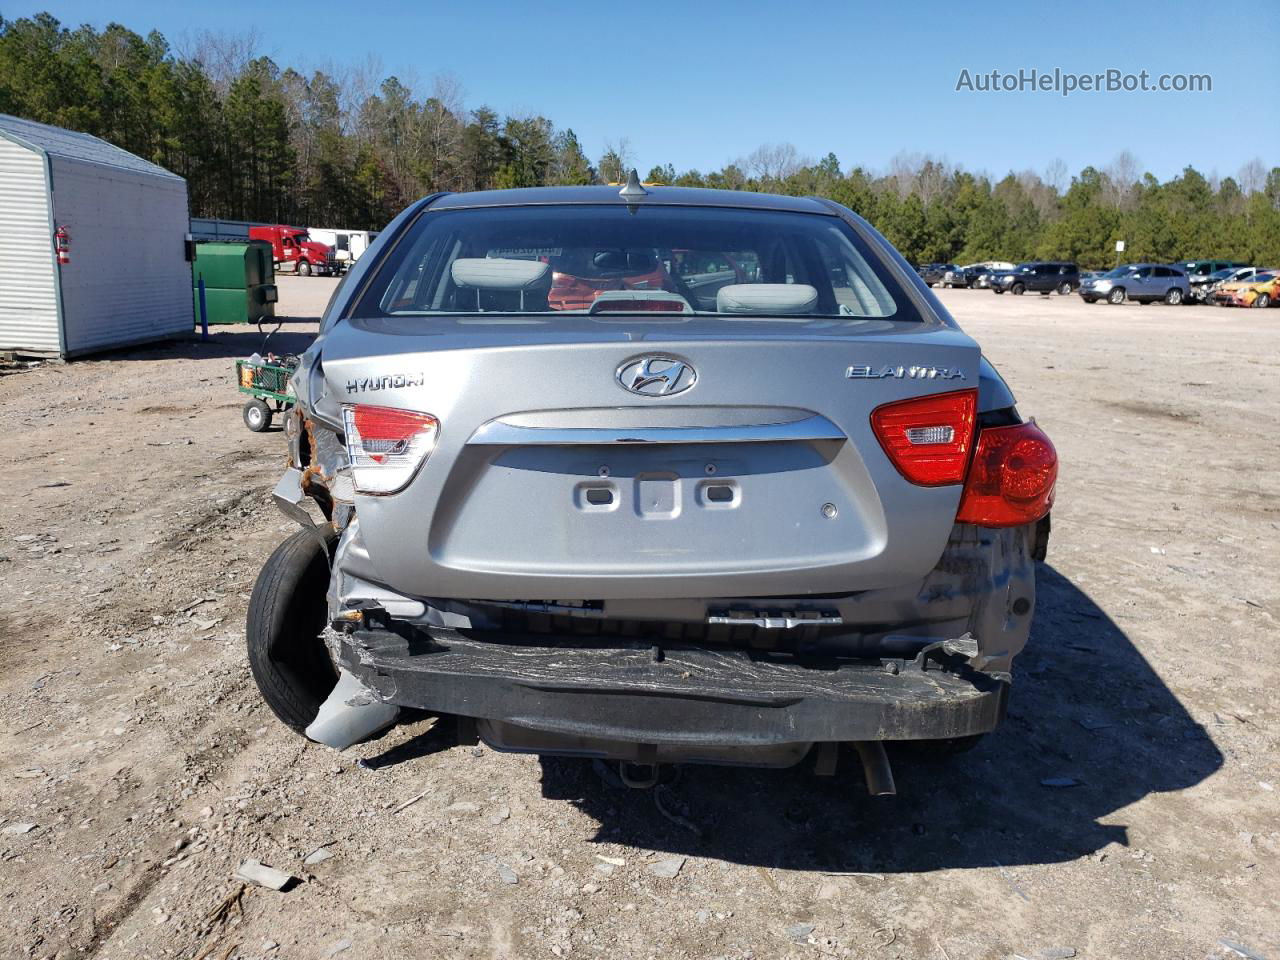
[0,113,193,358]
[308,227,379,267]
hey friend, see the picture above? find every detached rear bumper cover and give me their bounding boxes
[332,627,1010,745]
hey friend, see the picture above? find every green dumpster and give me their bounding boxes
[192,240,277,325]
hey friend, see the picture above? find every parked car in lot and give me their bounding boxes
[1194,265,1260,302]
[247,180,1057,794]
[1173,259,1249,286]
[972,261,1015,289]
[1177,260,1251,301]
[989,262,1079,295]
[942,263,998,288]
[1212,270,1280,307]
[917,263,953,287]
[1080,264,1191,305]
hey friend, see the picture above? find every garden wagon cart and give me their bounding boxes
[235,355,298,432]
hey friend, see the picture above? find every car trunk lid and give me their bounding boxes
[314,315,981,600]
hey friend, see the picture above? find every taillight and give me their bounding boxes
[342,404,439,495]
[956,421,1057,527]
[870,389,977,486]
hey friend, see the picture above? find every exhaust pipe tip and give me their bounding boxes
[852,741,897,797]
[618,762,661,789]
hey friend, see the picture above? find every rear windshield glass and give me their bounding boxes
[347,205,917,321]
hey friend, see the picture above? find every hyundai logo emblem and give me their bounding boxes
[616,355,697,397]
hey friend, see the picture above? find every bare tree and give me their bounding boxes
[347,55,388,145]
[1016,169,1057,219]
[178,28,264,94]
[744,142,803,184]
[889,150,923,199]
[1044,157,1068,194]
[431,73,466,118]
[1238,158,1266,195]
[420,73,467,191]
[598,138,634,183]
[1103,151,1141,209]
[916,159,950,210]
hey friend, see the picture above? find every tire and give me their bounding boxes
[243,399,272,432]
[1082,297,1096,304]
[1164,288,1184,305]
[994,289,1005,295]
[298,261,312,277]
[1107,287,1126,305]
[1058,282,1072,296]
[1010,282,1025,296]
[1255,293,1271,308]
[247,528,339,733]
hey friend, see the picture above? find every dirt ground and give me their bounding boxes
[1,276,1277,960]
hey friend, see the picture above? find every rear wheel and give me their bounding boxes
[298,260,312,277]
[1164,288,1184,305]
[1107,287,1126,305]
[247,528,339,733]
[1058,281,1072,296]
[1011,282,1025,295]
[243,398,272,432]
[1255,292,1271,308]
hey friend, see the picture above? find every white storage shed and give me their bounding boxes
[0,114,193,358]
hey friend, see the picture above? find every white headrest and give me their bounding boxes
[451,257,550,291]
[716,283,818,315]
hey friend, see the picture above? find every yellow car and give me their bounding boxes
[1213,270,1280,307]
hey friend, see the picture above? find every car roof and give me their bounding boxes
[429,185,836,214]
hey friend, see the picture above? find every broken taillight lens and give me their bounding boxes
[342,404,439,495]
[955,421,1057,527]
[870,389,977,486]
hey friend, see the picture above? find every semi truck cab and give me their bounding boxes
[249,225,337,277]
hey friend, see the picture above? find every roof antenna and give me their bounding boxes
[618,169,648,200]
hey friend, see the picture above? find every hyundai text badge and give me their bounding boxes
[617,356,697,396]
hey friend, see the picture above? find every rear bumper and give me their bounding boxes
[330,626,1011,746]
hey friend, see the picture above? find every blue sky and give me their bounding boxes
[12,0,1279,184]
